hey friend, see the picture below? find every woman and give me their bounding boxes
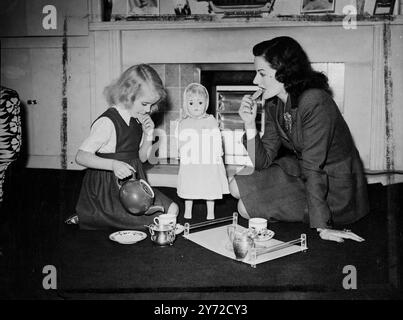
[229,37,369,242]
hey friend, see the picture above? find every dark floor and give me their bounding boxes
[0,164,402,300]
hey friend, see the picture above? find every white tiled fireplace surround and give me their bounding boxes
[89,20,403,186]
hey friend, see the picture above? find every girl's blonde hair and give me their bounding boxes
[182,83,209,118]
[103,64,166,109]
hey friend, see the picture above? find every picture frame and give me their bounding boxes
[373,0,396,15]
[159,0,212,15]
[300,0,335,14]
[111,0,160,18]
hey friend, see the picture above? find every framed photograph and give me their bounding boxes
[111,0,159,17]
[301,0,335,13]
[159,0,212,16]
[373,0,396,15]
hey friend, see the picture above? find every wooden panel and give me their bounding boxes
[0,0,88,37]
[344,63,373,168]
[1,47,63,164]
[67,47,91,170]
[390,25,403,170]
[370,25,386,171]
[1,37,91,169]
[122,26,374,65]
[312,62,345,114]
[1,48,33,102]
[90,31,122,121]
[29,48,63,156]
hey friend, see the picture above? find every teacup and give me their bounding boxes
[154,213,176,227]
[248,218,268,236]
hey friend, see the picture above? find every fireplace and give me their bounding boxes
[150,61,345,166]
[198,65,260,164]
[89,21,399,173]
[193,63,344,165]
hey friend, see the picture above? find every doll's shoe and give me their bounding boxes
[184,213,192,219]
[206,214,215,220]
[65,214,79,225]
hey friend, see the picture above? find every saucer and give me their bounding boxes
[253,229,275,242]
[109,230,147,244]
[175,224,185,235]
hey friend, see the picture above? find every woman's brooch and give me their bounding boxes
[284,112,292,132]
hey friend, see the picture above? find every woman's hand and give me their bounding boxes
[112,160,136,180]
[138,114,155,137]
[317,228,365,243]
[238,95,258,129]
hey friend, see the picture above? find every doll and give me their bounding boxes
[177,83,229,220]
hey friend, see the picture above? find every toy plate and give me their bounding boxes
[109,230,147,244]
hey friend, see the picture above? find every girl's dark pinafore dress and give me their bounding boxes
[76,108,172,230]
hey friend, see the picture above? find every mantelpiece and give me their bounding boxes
[88,17,403,185]
[89,15,403,31]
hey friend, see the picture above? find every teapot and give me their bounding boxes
[117,169,164,216]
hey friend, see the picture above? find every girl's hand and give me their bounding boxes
[317,228,365,243]
[138,114,155,137]
[239,95,257,128]
[112,160,136,180]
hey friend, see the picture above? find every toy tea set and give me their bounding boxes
[109,171,183,246]
[109,170,308,266]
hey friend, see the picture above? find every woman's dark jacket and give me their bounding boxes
[243,89,369,228]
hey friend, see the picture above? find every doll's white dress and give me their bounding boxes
[177,115,229,200]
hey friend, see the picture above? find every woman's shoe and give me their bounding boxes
[65,214,79,225]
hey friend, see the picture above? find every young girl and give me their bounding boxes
[177,83,229,220]
[69,64,179,230]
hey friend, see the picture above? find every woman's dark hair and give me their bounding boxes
[253,36,332,105]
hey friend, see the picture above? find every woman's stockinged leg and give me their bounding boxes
[237,199,250,219]
[206,200,215,220]
[228,176,240,199]
[229,176,250,218]
[184,200,193,219]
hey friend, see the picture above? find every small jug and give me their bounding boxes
[147,224,176,246]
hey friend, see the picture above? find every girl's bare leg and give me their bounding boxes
[206,200,215,220]
[184,200,193,219]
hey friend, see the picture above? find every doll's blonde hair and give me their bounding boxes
[103,64,166,110]
[182,83,209,118]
